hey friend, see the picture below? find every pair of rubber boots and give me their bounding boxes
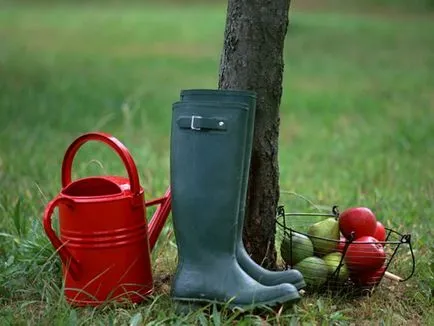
[170,89,305,310]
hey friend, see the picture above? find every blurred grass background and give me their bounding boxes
[0,0,433,324]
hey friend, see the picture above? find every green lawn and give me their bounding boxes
[0,2,433,325]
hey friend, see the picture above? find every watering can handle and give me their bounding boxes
[61,132,141,197]
[43,196,81,280]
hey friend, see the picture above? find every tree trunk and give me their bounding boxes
[218,0,290,269]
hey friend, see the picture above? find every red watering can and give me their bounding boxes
[43,132,171,306]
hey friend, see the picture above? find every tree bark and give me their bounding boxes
[218,0,290,269]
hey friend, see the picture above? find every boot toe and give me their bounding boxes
[236,282,300,308]
[268,269,306,290]
[237,247,306,289]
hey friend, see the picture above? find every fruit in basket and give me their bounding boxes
[350,264,387,287]
[323,252,349,282]
[373,221,387,242]
[339,207,377,240]
[307,217,340,256]
[280,232,314,266]
[294,256,329,287]
[344,236,386,271]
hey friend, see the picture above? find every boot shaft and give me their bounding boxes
[170,101,249,264]
[179,89,257,239]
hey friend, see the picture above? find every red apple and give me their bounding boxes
[373,221,387,242]
[344,236,386,271]
[339,207,377,240]
[350,264,387,287]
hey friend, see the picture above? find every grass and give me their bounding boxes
[0,1,433,324]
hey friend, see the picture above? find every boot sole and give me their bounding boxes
[172,291,300,313]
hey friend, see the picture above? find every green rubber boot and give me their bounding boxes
[180,89,305,290]
[170,101,300,309]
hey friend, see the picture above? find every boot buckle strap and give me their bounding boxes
[177,116,227,131]
[191,115,202,130]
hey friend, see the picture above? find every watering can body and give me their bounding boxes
[43,132,171,306]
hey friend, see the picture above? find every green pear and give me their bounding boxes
[323,252,349,283]
[280,232,314,266]
[307,217,340,256]
[294,256,328,288]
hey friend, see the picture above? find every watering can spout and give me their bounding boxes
[146,187,172,250]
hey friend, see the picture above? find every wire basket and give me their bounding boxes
[275,205,415,294]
